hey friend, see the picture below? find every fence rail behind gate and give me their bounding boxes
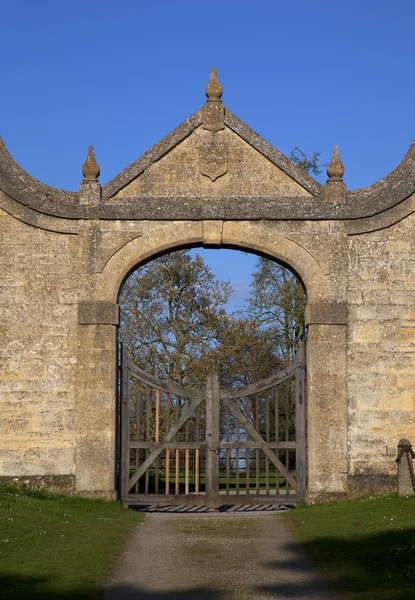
[120,344,306,507]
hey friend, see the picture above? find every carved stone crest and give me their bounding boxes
[199,140,228,181]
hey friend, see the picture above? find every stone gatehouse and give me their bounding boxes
[1,70,414,502]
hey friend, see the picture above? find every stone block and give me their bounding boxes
[79,180,101,205]
[351,322,381,344]
[203,220,223,247]
[78,301,119,325]
[0,449,20,461]
[306,302,347,325]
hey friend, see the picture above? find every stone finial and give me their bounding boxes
[206,68,223,102]
[327,146,344,182]
[82,145,100,181]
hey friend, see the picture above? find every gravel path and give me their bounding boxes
[103,511,336,600]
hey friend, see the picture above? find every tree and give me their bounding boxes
[289,147,322,176]
[247,258,306,365]
[208,315,283,387]
[242,146,318,365]
[119,250,232,387]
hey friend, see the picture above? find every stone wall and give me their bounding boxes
[1,201,415,500]
[347,209,415,496]
[0,208,78,492]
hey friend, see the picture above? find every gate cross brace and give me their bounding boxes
[127,394,205,491]
[224,397,298,490]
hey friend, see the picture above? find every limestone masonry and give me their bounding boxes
[1,70,414,502]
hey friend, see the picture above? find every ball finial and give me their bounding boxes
[327,146,344,182]
[82,145,100,181]
[206,68,223,102]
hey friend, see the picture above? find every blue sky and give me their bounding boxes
[2,1,414,309]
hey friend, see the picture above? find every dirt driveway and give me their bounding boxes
[104,510,335,600]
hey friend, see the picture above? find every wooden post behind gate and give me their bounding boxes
[295,342,306,499]
[205,369,220,509]
[120,344,131,503]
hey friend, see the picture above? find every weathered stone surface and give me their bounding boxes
[0,475,75,494]
[0,208,78,482]
[78,301,119,325]
[323,180,347,204]
[347,212,415,487]
[203,220,223,247]
[305,302,347,325]
[1,84,415,503]
[111,126,312,200]
[79,180,101,205]
[348,474,396,498]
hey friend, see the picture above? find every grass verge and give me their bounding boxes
[0,483,143,600]
[283,494,415,600]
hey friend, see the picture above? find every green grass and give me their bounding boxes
[129,468,292,493]
[0,483,143,600]
[283,494,415,600]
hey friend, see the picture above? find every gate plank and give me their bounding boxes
[224,397,297,490]
[205,370,220,509]
[165,448,170,496]
[295,342,306,499]
[275,386,280,494]
[145,386,150,494]
[128,394,205,490]
[245,399,249,494]
[195,448,200,494]
[221,363,297,399]
[175,448,180,495]
[120,345,131,501]
[129,363,203,399]
[255,395,259,494]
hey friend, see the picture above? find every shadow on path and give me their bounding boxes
[103,584,221,600]
[6,523,414,599]
[257,528,415,600]
[1,574,221,600]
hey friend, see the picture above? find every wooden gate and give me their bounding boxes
[119,344,306,507]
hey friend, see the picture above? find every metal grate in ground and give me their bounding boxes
[132,503,296,513]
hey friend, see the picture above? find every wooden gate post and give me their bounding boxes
[295,342,306,500]
[120,344,131,503]
[206,369,220,509]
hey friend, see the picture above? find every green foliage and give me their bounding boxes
[119,249,306,386]
[120,250,232,385]
[247,257,306,364]
[289,146,322,176]
[0,485,142,600]
[283,494,415,599]
[210,316,283,386]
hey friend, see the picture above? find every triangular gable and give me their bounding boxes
[102,108,322,203]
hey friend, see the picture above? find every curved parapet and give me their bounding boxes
[0,137,78,210]
[347,138,415,218]
[1,115,415,224]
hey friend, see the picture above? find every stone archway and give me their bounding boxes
[73,221,347,503]
[2,70,413,502]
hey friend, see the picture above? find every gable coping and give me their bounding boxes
[101,106,322,201]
